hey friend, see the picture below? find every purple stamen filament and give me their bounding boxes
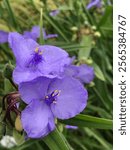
[27,47,44,67]
[45,90,61,105]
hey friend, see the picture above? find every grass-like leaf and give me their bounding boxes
[60,114,112,130]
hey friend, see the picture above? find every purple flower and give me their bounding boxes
[64,64,94,84]
[23,26,58,40]
[49,10,60,16]
[0,30,9,44]
[65,125,78,130]
[19,76,88,138]
[8,32,70,84]
[86,0,102,9]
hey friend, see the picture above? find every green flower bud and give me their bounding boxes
[15,115,23,132]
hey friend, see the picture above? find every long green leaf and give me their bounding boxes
[60,114,112,129]
[43,128,71,150]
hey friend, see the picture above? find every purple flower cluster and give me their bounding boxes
[8,32,94,138]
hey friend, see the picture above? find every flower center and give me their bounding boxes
[27,47,44,68]
[45,90,61,105]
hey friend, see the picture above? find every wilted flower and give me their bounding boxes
[8,32,70,84]
[0,30,9,44]
[86,0,102,10]
[23,26,58,40]
[49,10,60,16]
[19,76,88,138]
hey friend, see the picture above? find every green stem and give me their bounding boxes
[43,128,71,150]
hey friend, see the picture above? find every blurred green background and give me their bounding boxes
[0,0,113,150]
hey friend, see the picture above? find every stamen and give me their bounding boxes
[39,51,44,55]
[45,90,61,105]
[34,47,39,53]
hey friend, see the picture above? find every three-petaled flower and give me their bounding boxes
[9,32,70,84]
[19,76,87,138]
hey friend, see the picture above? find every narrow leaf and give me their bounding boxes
[60,114,112,129]
[43,128,71,150]
[93,63,106,81]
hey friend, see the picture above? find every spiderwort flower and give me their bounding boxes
[8,32,70,84]
[64,64,94,84]
[0,30,9,44]
[49,10,60,16]
[23,26,58,41]
[19,76,88,138]
[86,0,102,10]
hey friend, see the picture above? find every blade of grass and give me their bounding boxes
[43,128,71,150]
[60,114,112,129]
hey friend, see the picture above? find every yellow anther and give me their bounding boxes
[52,93,55,97]
[39,51,43,55]
[34,47,39,53]
[54,90,58,93]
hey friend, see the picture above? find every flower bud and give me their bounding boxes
[15,115,23,132]
[70,26,78,32]
[94,31,101,38]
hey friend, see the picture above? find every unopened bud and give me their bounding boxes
[15,115,23,132]
[91,26,97,30]
[89,81,95,87]
[94,31,101,38]
[86,58,93,65]
[71,26,78,32]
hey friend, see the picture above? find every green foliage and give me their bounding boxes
[0,0,113,149]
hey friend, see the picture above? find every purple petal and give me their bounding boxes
[37,45,71,78]
[65,125,78,129]
[23,26,58,40]
[86,0,101,9]
[65,64,94,84]
[21,100,55,138]
[64,65,79,77]
[76,64,94,84]
[13,66,44,84]
[8,32,39,68]
[45,34,58,39]
[49,10,60,16]
[0,30,9,44]
[19,77,51,104]
[48,76,88,119]
[23,31,37,41]
[31,26,40,39]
